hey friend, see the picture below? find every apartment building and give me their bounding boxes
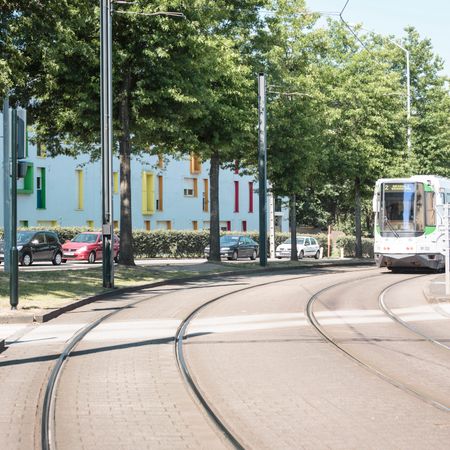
[1,115,289,232]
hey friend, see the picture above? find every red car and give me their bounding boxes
[62,232,119,264]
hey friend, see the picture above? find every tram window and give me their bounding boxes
[415,184,425,231]
[425,191,436,226]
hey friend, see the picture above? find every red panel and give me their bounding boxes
[242,220,247,232]
[227,221,231,231]
[234,180,239,212]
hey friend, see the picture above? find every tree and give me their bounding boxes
[5,1,266,265]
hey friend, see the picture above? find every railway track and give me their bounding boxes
[39,266,448,449]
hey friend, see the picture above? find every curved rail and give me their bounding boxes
[306,276,450,412]
[41,266,376,450]
[174,268,376,449]
[379,277,450,351]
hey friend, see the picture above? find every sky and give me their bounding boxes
[306,0,450,74]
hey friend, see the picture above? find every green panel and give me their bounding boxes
[37,167,46,209]
[424,184,434,192]
[18,163,34,195]
[425,226,436,235]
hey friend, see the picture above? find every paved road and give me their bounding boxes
[0,267,448,449]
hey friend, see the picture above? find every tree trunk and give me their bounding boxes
[118,72,135,266]
[354,176,362,258]
[290,194,298,261]
[209,151,220,261]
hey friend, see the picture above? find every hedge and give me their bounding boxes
[335,236,374,258]
[0,227,371,258]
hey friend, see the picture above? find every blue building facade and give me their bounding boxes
[1,113,289,232]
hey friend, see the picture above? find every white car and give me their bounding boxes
[275,236,320,259]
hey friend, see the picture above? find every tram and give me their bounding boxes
[373,175,450,270]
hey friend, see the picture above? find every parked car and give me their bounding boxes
[62,232,119,263]
[0,230,63,266]
[275,236,320,259]
[204,235,259,260]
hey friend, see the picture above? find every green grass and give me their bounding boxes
[0,258,355,312]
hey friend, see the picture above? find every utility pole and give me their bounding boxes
[258,73,267,267]
[2,97,11,273]
[100,0,114,288]
[10,109,18,309]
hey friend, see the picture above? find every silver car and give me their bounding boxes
[275,236,320,259]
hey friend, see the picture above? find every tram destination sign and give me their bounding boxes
[384,183,415,192]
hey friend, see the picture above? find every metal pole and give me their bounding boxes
[268,183,275,259]
[10,109,18,309]
[258,73,267,267]
[2,97,11,273]
[100,0,114,288]
[405,49,411,157]
[445,203,450,296]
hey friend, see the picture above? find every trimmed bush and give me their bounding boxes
[0,227,345,258]
[335,236,374,258]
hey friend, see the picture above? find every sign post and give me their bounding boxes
[445,203,450,296]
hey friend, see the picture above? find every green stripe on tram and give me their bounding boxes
[425,226,436,235]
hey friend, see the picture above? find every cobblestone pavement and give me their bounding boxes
[0,267,448,449]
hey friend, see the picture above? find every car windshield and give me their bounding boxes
[72,233,98,244]
[17,231,35,244]
[220,236,239,245]
[282,238,305,245]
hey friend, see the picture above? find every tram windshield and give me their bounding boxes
[380,182,429,236]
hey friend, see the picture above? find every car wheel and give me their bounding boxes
[314,250,320,260]
[21,253,32,266]
[114,253,119,263]
[298,250,304,259]
[52,252,62,265]
[232,250,238,261]
[88,251,96,264]
[250,250,257,260]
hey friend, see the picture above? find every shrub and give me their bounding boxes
[335,236,374,258]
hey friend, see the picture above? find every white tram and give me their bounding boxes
[373,175,450,270]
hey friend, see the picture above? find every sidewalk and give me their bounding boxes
[0,258,374,327]
[423,273,450,303]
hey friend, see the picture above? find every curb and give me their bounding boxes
[1,259,375,324]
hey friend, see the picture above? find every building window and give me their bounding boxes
[184,178,197,197]
[234,181,239,212]
[156,220,172,230]
[19,220,29,228]
[37,220,57,227]
[76,169,84,210]
[157,175,163,210]
[113,172,119,194]
[190,154,201,174]
[242,220,247,232]
[203,179,209,212]
[37,167,46,209]
[144,220,151,231]
[192,220,198,231]
[142,171,155,215]
[249,182,254,213]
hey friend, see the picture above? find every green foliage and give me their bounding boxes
[335,236,374,258]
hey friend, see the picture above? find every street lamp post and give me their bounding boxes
[100,0,114,288]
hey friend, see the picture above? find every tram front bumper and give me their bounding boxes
[375,253,444,270]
